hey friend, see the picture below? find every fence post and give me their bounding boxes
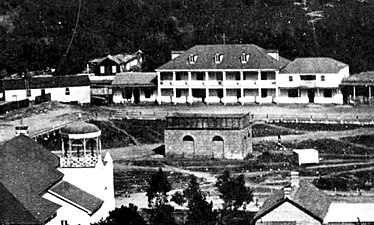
[266,114,269,123]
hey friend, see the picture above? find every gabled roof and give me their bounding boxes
[280,57,348,74]
[112,72,157,87]
[253,180,332,223]
[0,135,63,224]
[341,71,374,85]
[49,181,103,215]
[157,44,290,71]
[89,50,142,65]
[1,75,90,90]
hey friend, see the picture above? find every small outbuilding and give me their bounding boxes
[293,148,319,166]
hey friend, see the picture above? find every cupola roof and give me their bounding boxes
[61,121,100,134]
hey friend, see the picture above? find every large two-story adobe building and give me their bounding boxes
[156,44,350,105]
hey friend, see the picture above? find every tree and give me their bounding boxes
[172,175,216,225]
[146,168,176,225]
[215,170,253,211]
[91,204,146,225]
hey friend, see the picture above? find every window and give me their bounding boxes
[226,72,240,80]
[176,71,188,80]
[214,53,223,64]
[160,72,173,80]
[261,89,267,98]
[261,71,276,80]
[240,53,249,63]
[288,89,298,98]
[41,89,46,96]
[112,65,117,73]
[100,66,105,74]
[324,89,332,98]
[321,75,325,81]
[61,220,68,225]
[191,72,205,81]
[26,89,31,97]
[243,71,258,80]
[188,54,197,64]
[289,76,293,82]
[176,89,182,98]
[65,87,70,95]
[300,75,316,80]
[144,89,152,98]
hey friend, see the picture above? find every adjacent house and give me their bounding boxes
[87,50,143,76]
[277,58,349,104]
[253,172,374,225]
[112,72,157,104]
[340,71,374,105]
[156,44,290,105]
[0,124,115,225]
[85,50,143,104]
[1,75,90,104]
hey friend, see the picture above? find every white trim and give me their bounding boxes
[60,131,101,139]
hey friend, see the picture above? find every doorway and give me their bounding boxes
[212,136,224,159]
[133,88,140,104]
[308,89,315,103]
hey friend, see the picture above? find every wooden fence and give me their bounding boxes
[110,111,374,125]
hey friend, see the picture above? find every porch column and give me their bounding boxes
[353,86,356,100]
[61,138,65,156]
[187,72,193,104]
[68,139,72,157]
[157,72,161,104]
[83,138,87,158]
[205,72,209,104]
[222,71,227,105]
[369,86,372,106]
[240,71,244,105]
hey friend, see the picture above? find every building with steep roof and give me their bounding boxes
[112,72,157,104]
[278,58,349,104]
[0,75,90,103]
[253,172,332,225]
[0,124,115,225]
[253,172,374,225]
[156,44,290,105]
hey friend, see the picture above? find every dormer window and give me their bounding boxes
[188,54,198,64]
[215,53,223,64]
[240,53,250,63]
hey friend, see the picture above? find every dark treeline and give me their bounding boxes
[0,0,373,76]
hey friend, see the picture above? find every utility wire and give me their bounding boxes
[64,0,82,56]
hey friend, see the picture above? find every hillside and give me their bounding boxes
[0,0,373,76]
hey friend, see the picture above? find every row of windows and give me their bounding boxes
[160,71,276,81]
[188,53,252,64]
[26,88,70,97]
[99,65,118,74]
[289,75,325,82]
[288,89,333,98]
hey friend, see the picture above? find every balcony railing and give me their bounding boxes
[60,155,99,168]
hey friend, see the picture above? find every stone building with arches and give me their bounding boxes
[164,113,252,159]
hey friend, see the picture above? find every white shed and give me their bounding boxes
[292,149,319,166]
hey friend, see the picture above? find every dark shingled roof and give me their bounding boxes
[1,75,90,90]
[157,44,290,70]
[60,121,100,134]
[0,135,63,224]
[112,72,157,87]
[50,181,103,215]
[253,180,332,223]
[280,57,348,74]
[0,182,41,225]
[341,71,374,85]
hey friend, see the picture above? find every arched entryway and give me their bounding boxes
[183,135,195,157]
[212,135,224,158]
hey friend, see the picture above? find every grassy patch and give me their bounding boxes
[252,124,301,137]
[341,135,374,148]
[276,122,371,132]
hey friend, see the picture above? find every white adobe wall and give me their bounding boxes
[256,201,321,225]
[4,86,91,103]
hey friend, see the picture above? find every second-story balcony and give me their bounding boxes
[299,80,317,88]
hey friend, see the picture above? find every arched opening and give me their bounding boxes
[182,135,195,157]
[212,135,224,158]
[86,138,97,156]
[71,139,84,157]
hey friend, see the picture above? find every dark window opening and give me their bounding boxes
[183,135,194,142]
[289,76,293,82]
[261,89,267,98]
[300,75,316,80]
[144,89,152,98]
[288,89,298,98]
[324,89,332,98]
[160,72,173,80]
[321,75,325,81]
[261,71,276,80]
[65,87,70,95]
[213,136,224,141]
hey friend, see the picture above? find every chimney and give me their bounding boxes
[291,171,300,187]
[15,125,29,136]
[284,186,292,199]
[266,50,279,61]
